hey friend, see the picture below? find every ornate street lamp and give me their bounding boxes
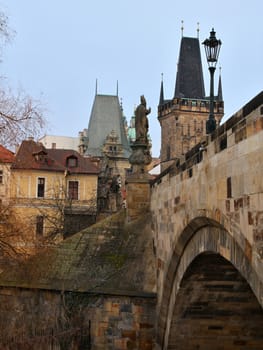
[203,28,222,134]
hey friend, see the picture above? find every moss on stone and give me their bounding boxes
[0,210,156,296]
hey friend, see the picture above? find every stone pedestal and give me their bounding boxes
[126,177,151,221]
[129,142,152,175]
[126,141,152,221]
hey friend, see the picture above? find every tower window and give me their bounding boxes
[0,170,3,184]
[227,177,232,198]
[167,145,171,160]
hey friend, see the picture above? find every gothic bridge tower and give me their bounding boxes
[83,90,132,212]
[158,33,224,171]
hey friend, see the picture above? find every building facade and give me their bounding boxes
[0,145,15,205]
[10,139,99,240]
[38,135,80,151]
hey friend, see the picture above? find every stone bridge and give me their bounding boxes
[150,92,263,349]
[0,92,263,350]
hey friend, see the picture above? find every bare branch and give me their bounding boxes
[0,9,14,45]
[0,87,47,149]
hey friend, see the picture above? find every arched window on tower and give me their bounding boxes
[166,145,171,161]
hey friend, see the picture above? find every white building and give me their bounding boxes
[39,135,79,151]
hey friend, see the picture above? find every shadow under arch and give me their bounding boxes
[156,216,263,349]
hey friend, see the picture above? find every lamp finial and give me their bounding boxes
[181,20,184,37]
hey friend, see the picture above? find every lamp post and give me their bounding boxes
[203,28,222,134]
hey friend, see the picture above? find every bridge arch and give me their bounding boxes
[157,217,263,349]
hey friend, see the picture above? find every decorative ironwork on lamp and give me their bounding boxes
[203,28,222,134]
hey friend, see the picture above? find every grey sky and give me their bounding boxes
[1,0,263,156]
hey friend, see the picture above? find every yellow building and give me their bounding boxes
[10,139,99,240]
[0,145,15,205]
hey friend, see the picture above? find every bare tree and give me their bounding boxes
[10,178,98,250]
[0,8,14,48]
[0,87,46,148]
[0,9,46,149]
[32,176,96,239]
[0,200,32,262]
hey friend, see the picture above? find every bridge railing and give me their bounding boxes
[152,90,263,187]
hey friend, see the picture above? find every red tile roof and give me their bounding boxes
[0,145,15,163]
[12,140,99,174]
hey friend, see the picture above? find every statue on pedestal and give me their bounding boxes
[135,95,151,144]
[129,95,152,174]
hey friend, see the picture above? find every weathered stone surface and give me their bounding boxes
[0,211,156,295]
[151,93,263,349]
[0,210,156,349]
[167,253,263,349]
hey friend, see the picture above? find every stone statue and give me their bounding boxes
[135,95,151,143]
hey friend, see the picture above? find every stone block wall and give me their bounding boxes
[151,96,263,310]
[126,179,151,221]
[0,287,156,350]
[87,295,156,350]
[151,92,263,348]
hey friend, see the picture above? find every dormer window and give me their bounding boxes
[67,156,78,168]
[34,151,47,163]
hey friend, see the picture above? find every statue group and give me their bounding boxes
[135,95,151,144]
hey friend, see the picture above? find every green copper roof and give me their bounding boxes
[85,94,131,158]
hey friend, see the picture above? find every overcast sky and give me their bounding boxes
[1,0,263,156]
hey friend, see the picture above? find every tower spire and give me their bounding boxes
[174,36,205,99]
[197,22,200,38]
[116,80,119,96]
[159,73,164,106]
[95,78,98,95]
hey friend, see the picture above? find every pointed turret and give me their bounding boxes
[159,74,164,106]
[174,37,205,99]
[217,72,223,101]
[95,79,98,95]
